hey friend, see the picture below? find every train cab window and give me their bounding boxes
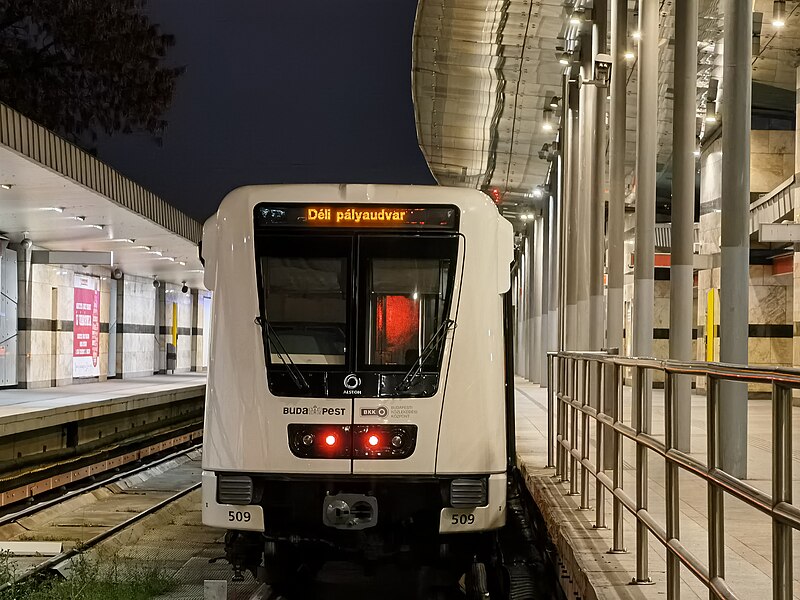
[360,237,458,369]
[258,237,351,367]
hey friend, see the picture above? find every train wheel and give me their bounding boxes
[465,562,490,600]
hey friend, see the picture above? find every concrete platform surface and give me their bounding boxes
[516,377,800,600]
[0,374,206,435]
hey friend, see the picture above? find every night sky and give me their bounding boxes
[97,0,435,223]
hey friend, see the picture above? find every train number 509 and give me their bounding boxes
[451,513,475,525]
[228,510,251,523]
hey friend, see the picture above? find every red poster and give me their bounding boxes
[73,276,100,377]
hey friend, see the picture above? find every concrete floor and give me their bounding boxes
[515,377,800,600]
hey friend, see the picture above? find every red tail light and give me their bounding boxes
[353,425,417,459]
[288,424,351,459]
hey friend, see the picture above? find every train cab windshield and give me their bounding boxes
[255,230,459,398]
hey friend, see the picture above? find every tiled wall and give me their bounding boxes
[165,286,193,372]
[116,274,157,379]
[0,248,17,386]
[696,265,793,392]
[16,251,111,388]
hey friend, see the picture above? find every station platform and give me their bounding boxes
[515,377,797,600]
[0,374,206,436]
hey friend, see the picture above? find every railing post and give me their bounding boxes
[634,365,651,584]
[664,371,680,599]
[707,375,725,593]
[558,356,567,481]
[581,359,591,509]
[609,359,626,554]
[546,353,555,468]
[772,382,792,600]
[595,358,606,528]
[569,358,579,495]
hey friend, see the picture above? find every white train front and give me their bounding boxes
[200,184,515,578]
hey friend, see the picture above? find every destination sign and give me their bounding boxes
[254,204,459,230]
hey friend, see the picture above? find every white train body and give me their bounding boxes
[200,184,514,559]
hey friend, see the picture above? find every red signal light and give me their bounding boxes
[325,434,337,446]
[368,435,380,447]
[489,187,502,204]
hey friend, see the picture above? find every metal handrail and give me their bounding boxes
[546,350,797,600]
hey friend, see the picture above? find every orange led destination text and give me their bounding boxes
[306,207,409,225]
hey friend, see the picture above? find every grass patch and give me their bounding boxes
[0,552,176,600]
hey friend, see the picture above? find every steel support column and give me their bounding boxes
[632,0,657,424]
[669,0,697,453]
[577,36,594,351]
[566,81,580,350]
[531,217,544,383]
[719,0,751,478]
[549,175,561,354]
[590,0,607,352]
[539,206,550,384]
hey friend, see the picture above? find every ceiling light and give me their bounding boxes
[73,216,86,222]
[45,207,64,213]
[147,250,163,256]
[569,12,582,26]
[632,31,642,40]
[624,51,635,60]
[693,149,701,157]
[549,96,560,109]
[559,52,571,65]
[89,224,104,230]
[132,245,152,250]
[705,100,718,123]
[542,122,553,132]
[111,238,136,243]
[773,0,786,27]
[0,184,12,190]
[158,256,176,261]
[533,187,544,199]
[179,261,186,266]
[520,214,529,221]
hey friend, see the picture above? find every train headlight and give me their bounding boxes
[449,478,488,508]
[217,474,254,505]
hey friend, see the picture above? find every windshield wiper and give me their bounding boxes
[395,319,456,393]
[255,316,309,390]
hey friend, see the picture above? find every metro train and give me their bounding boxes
[200,184,516,594]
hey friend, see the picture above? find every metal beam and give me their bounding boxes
[758,223,800,243]
[30,251,112,266]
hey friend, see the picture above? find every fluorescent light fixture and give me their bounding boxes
[542,122,553,132]
[89,224,104,230]
[549,96,560,109]
[0,184,12,190]
[624,51,635,60]
[569,13,581,26]
[45,207,64,213]
[178,261,186,266]
[73,215,86,221]
[559,52,571,65]
[132,245,152,250]
[147,250,163,256]
[773,0,786,27]
[632,31,641,40]
[158,256,175,261]
[520,214,529,221]
[693,149,701,157]
[533,187,544,199]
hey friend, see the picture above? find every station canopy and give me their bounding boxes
[0,102,204,290]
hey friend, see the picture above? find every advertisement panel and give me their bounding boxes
[73,275,100,378]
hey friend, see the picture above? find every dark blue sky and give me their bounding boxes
[97,0,435,222]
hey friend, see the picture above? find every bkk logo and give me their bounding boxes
[360,406,388,418]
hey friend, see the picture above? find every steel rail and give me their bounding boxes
[0,443,201,527]
[547,351,800,600]
[0,481,201,591]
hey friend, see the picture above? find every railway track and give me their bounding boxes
[0,444,203,591]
